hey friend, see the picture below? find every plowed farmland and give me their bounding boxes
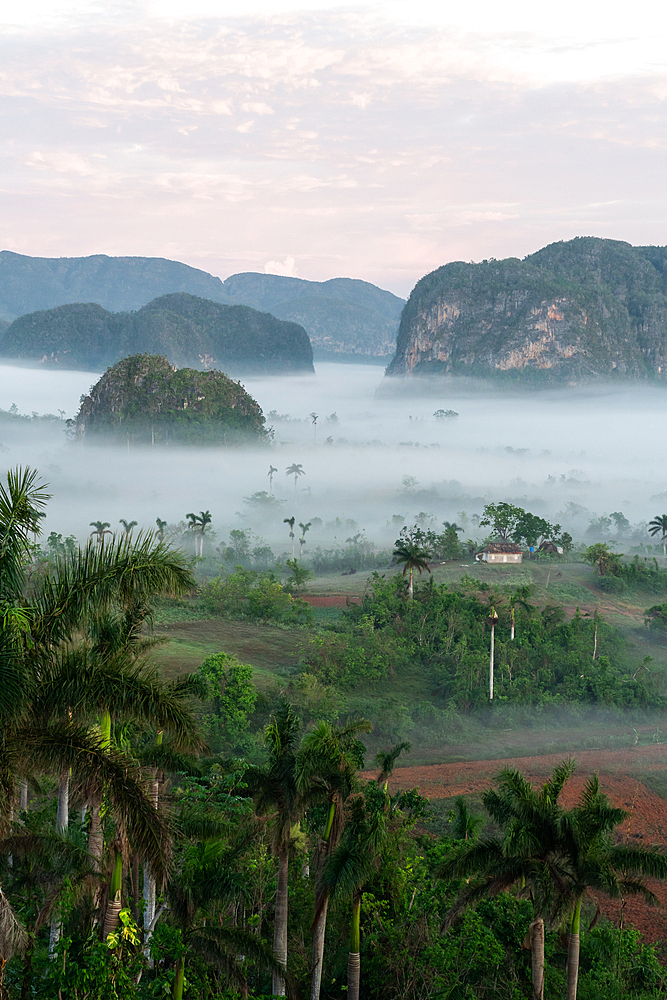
[384,744,667,942]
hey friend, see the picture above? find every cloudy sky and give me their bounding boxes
[1,0,665,295]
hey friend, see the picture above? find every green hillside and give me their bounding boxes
[76,353,268,445]
[0,293,314,374]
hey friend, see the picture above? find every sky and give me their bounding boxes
[1,0,666,295]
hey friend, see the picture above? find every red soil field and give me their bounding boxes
[301,595,360,607]
[382,745,667,943]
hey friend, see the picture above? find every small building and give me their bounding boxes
[539,540,564,555]
[476,542,523,564]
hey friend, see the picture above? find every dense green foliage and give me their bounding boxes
[585,544,667,594]
[199,566,313,624]
[302,573,657,709]
[388,237,667,382]
[0,293,314,373]
[76,354,268,445]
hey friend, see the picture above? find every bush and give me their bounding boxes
[596,576,626,594]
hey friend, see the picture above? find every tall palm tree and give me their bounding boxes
[310,413,318,443]
[436,760,578,1000]
[155,518,167,540]
[268,465,278,495]
[487,605,499,701]
[186,510,212,557]
[89,521,112,544]
[508,585,533,641]
[0,473,198,959]
[284,517,296,559]
[298,521,311,557]
[297,719,371,1000]
[285,464,305,498]
[392,538,431,600]
[245,703,305,997]
[559,774,667,1000]
[119,519,138,535]
[648,514,667,557]
[320,785,390,1000]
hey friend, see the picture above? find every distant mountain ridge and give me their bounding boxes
[387,237,667,383]
[0,251,404,359]
[0,293,314,374]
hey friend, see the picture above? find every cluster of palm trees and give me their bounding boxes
[0,467,203,989]
[439,760,667,1000]
[246,705,410,1000]
[186,510,212,556]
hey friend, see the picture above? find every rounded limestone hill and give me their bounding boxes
[76,354,268,446]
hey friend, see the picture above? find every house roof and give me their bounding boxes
[478,542,523,554]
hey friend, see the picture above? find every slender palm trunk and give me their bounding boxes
[56,769,69,832]
[49,769,70,953]
[172,954,186,1000]
[530,917,545,1000]
[272,844,289,996]
[19,780,27,813]
[408,568,413,600]
[310,798,337,1000]
[143,738,161,940]
[310,897,329,1000]
[489,625,495,701]
[347,891,362,1000]
[566,899,582,1000]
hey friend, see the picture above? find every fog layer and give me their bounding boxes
[2,359,666,551]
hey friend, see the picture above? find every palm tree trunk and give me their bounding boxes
[19,780,27,813]
[56,769,69,832]
[310,799,336,1000]
[87,797,104,867]
[49,769,70,954]
[172,955,186,1000]
[347,892,361,1000]
[408,568,413,600]
[489,625,495,701]
[143,750,161,938]
[272,844,289,997]
[131,855,140,923]
[102,852,123,939]
[530,917,545,1000]
[566,899,582,1000]
[310,896,329,1000]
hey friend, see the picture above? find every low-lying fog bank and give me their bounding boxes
[2,359,667,553]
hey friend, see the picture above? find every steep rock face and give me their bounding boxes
[0,293,314,374]
[76,354,267,445]
[387,238,667,382]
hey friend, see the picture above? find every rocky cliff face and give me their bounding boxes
[387,238,667,383]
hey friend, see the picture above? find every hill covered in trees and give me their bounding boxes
[0,293,314,374]
[388,237,667,383]
[76,354,268,445]
[0,251,403,360]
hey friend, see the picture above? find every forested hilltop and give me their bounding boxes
[0,251,403,360]
[388,237,667,383]
[0,292,314,374]
[76,354,268,445]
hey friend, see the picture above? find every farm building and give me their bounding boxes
[476,542,523,564]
